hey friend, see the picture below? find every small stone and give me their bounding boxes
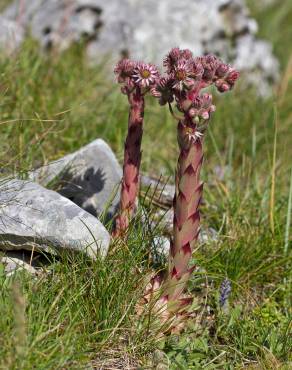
[0,179,110,259]
[1,255,37,276]
[213,165,231,181]
[0,250,49,276]
[157,208,174,235]
[141,175,175,207]
[152,236,170,263]
[198,227,219,244]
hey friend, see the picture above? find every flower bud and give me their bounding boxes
[216,80,230,93]
[202,93,212,107]
[194,116,200,124]
[150,87,161,98]
[201,111,209,120]
[181,48,193,60]
[188,108,197,117]
[226,70,240,84]
[209,104,216,113]
[216,63,229,78]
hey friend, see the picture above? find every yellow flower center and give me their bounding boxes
[185,127,195,135]
[176,70,186,81]
[141,69,151,78]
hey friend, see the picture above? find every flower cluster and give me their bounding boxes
[114,59,159,95]
[151,47,240,130]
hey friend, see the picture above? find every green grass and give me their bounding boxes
[0,0,11,11]
[0,1,292,368]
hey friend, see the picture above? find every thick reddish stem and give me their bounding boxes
[114,88,145,236]
[141,116,204,330]
[163,115,203,307]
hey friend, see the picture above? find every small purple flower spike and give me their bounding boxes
[219,278,232,308]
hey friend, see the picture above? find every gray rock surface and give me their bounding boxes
[152,236,170,264]
[28,139,122,219]
[199,227,219,244]
[0,179,110,258]
[1,254,37,276]
[3,0,279,96]
[0,15,24,53]
[141,175,175,207]
[0,250,49,276]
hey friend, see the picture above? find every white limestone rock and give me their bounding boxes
[0,179,111,259]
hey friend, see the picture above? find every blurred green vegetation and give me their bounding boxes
[0,0,11,11]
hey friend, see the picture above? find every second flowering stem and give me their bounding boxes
[113,59,159,236]
[115,88,145,235]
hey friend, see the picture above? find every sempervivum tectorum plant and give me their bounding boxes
[145,48,239,332]
[114,59,159,236]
